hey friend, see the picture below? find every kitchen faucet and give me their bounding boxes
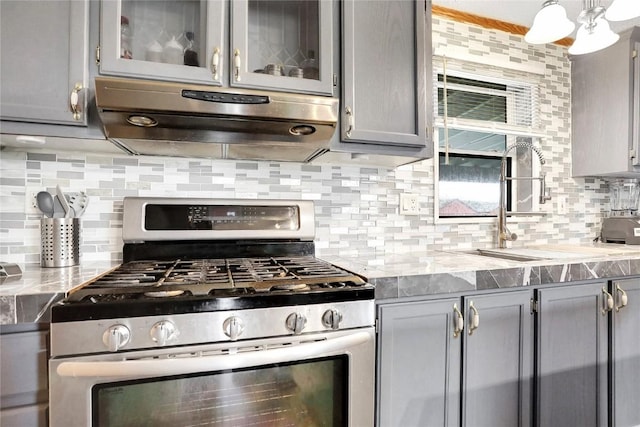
[498,141,551,248]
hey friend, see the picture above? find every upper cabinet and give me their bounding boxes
[340,0,431,151]
[99,0,333,95]
[571,26,640,177]
[0,0,89,126]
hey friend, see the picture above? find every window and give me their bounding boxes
[434,60,542,220]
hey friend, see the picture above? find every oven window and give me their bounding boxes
[92,356,347,426]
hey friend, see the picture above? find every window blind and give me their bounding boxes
[433,55,543,140]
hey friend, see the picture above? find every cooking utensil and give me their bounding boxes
[52,196,66,218]
[66,192,88,217]
[56,185,72,218]
[36,191,54,218]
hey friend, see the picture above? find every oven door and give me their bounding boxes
[49,327,374,427]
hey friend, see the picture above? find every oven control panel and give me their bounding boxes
[122,197,316,242]
[53,301,374,356]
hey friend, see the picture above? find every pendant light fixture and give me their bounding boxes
[526,0,638,54]
[568,0,619,55]
[525,0,575,44]
[605,0,640,21]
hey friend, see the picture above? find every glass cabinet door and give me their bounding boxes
[230,0,334,95]
[100,0,225,85]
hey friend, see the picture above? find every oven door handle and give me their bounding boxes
[56,331,371,378]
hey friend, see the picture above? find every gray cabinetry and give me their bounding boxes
[378,298,460,427]
[461,292,532,427]
[610,278,640,427]
[100,1,225,86]
[571,27,640,177]
[0,0,89,126]
[377,290,532,427]
[0,325,49,427]
[536,282,609,427]
[337,0,432,162]
[99,0,334,95]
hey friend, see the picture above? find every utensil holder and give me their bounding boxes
[40,218,80,267]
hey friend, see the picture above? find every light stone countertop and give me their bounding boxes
[0,261,118,325]
[322,243,640,300]
[3,244,640,325]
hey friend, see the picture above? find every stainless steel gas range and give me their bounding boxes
[49,198,375,427]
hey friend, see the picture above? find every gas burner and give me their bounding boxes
[144,290,185,298]
[321,282,347,288]
[65,255,367,303]
[271,283,310,291]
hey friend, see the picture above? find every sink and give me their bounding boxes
[466,248,584,262]
[468,249,550,262]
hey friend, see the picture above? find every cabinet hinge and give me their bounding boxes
[530,298,538,313]
[633,49,637,59]
[375,318,379,334]
[333,73,338,87]
[96,45,101,65]
[630,148,636,160]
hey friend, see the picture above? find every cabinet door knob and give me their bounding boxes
[602,287,614,315]
[69,82,84,120]
[453,303,464,338]
[211,47,221,80]
[468,301,480,335]
[615,283,628,311]
[233,49,241,82]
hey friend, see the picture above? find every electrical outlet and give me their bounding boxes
[557,195,568,215]
[24,187,41,215]
[400,193,420,215]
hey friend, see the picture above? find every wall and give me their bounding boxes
[0,17,609,266]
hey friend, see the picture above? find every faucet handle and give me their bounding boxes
[539,173,552,204]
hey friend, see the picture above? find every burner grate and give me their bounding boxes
[67,256,365,302]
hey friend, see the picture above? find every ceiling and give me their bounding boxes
[433,0,640,38]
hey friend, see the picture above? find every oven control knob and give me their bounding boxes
[150,320,178,346]
[223,316,244,341]
[103,324,131,352]
[322,309,343,330]
[286,313,307,335]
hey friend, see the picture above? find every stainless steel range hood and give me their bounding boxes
[94,77,339,162]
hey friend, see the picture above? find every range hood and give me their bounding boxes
[94,77,339,162]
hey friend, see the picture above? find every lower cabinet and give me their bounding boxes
[377,289,533,427]
[610,278,640,427]
[0,324,49,427]
[535,282,609,427]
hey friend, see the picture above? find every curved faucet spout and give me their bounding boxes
[502,141,546,165]
[497,141,550,248]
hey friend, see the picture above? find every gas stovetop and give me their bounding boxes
[53,255,373,322]
[52,198,375,323]
[67,256,367,302]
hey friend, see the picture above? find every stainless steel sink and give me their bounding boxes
[468,249,551,262]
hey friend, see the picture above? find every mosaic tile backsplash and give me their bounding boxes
[0,17,610,265]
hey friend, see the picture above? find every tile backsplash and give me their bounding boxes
[0,17,609,265]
